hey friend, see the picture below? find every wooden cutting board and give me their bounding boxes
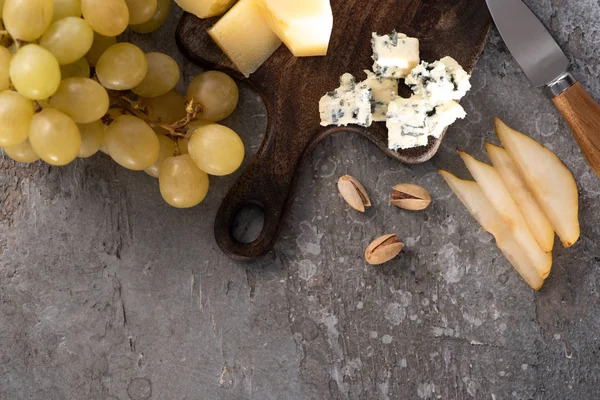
[176,0,492,260]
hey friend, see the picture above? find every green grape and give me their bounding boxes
[101,107,126,154]
[139,90,186,135]
[3,0,54,41]
[61,58,91,79]
[177,119,209,153]
[130,0,170,34]
[186,71,239,122]
[96,43,148,90]
[81,0,129,37]
[145,134,176,178]
[104,115,159,170]
[29,108,81,166]
[85,32,116,66]
[0,90,35,147]
[52,0,82,22]
[132,52,180,98]
[176,136,189,155]
[0,47,12,92]
[49,77,109,123]
[188,123,244,176]
[159,154,209,208]
[124,0,157,25]
[77,120,104,158]
[3,138,39,163]
[9,44,61,100]
[40,17,94,65]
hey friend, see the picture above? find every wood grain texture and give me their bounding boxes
[176,0,492,260]
[552,82,600,177]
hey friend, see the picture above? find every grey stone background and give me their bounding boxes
[1,1,600,399]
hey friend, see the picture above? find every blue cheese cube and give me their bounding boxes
[405,56,472,104]
[387,95,466,150]
[319,73,373,127]
[371,31,420,79]
[362,70,398,122]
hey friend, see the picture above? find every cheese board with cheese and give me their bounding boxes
[176,0,493,260]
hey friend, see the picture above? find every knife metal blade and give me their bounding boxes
[486,0,600,179]
[485,0,569,88]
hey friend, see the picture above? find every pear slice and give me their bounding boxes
[439,170,544,290]
[486,143,555,252]
[458,151,552,279]
[494,117,580,247]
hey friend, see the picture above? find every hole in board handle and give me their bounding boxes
[231,204,265,244]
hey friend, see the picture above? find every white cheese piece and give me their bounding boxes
[405,56,472,103]
[387,95,466,150]
[175,0,237,18]
[362,70,398,122]
[207,0,282,78]
[371,31,420,79]
[254,0,333,57]
[319,73,373,127]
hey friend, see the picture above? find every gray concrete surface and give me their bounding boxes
[2,1,600,399]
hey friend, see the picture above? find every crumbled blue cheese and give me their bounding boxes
[405,56,472,104]
[319,73,373,127]
[362,70,398,122]
[319,32,470,151]
[387,95,466,150]
[371,31,420,79]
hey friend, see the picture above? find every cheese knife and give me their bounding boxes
[486,0,600,177]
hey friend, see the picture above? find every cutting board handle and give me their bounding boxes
[214,115,352,260]
[213,150,292,261]
[553,82,600,177]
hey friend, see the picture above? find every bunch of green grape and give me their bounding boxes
[0,0,246,209]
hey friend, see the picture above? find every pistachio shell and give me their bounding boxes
[391,183,431,211]
[338,175,371,212]
[365,234,405,265]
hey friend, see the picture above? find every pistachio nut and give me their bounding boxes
[390,184,431,211]
[338,175,371,212]
[364,234,405,265]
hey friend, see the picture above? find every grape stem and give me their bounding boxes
[108,92,202,139]
[118,95,148,113]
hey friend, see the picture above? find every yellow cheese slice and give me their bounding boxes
[254,0,333,57]
[208,0,282,77]
[175,0,237,19]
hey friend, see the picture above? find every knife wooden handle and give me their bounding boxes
[552,82,600,177]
